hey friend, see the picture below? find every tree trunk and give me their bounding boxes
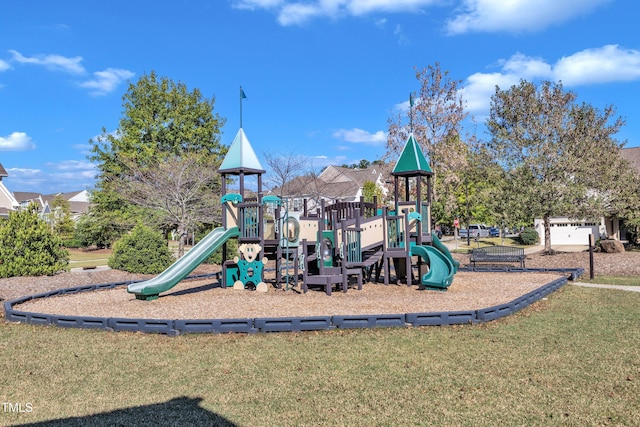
[177,225,186,258]
[544,216,552,253]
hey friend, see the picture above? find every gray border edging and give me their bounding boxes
[3,270,580,335]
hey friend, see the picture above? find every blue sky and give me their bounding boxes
[1,0,639,194]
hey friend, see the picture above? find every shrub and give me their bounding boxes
[519,227,539,245]
[108,224,174,274]
[0,205,69,278]
[205,237,238,265]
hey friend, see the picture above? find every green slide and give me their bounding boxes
[411,245,455,290]
[127,226,240,300]
[431,233,460,273]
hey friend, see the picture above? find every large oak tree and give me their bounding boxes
[486,80,626,252]
[89,71,227,254]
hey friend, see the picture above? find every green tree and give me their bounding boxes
[50,194,75,238]
[487,80,626,252]
[0,204,69,278]
[108,224,174,274]
[362,180,383,204]
[88,71,227,250]
[74,190,139,248]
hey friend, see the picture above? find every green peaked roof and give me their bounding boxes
[392,133,433,176]
[219,128,265,174]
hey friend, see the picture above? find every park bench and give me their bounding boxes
[470,246,526,269]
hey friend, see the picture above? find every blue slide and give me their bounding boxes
[127,226,240,300]
[411,245,455,290]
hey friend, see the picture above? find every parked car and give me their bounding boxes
[459,224,489,238]
[489,227,500,237]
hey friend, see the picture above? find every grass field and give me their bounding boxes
[450,236,524,253]
[67,248,112,269]
[1,285,639,426]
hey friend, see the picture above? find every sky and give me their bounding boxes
[1,0,639,194]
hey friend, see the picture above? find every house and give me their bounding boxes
[0,163,20,218]
[268,163,391,213]
[535,147,640,246]
[13,190,90,223]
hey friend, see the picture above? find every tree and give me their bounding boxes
[50,194,75,239]
[486,80,626,252]
[263,151,306,200]
[386,63,474,225]
[74,190,139,248]
[88,71,227,251]
[114,152,223,257]
[0,204,69,278]
[362,180,384,204]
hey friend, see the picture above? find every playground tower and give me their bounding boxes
[218,128,268,290]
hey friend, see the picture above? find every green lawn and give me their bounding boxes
[1,285,638,426]
[67,248,112,269]
[450,236,526,253]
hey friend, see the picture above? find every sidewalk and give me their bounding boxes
[570,282,640,293]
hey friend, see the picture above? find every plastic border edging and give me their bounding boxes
[3,270,578,335]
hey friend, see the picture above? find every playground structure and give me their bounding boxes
[127,129,459,300]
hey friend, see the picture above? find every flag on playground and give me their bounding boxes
[240,87,247,99]
[409,92,414,107]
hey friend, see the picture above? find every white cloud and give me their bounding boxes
[460,45,640,117]
[46,160,96,172]
[233,0,285,10]
[7,160,97,193]
[554,45,640,85]
[333,128,387,145]
[446,0,610,34]
[79,68,135,96]
[279,2,326,25]
[0,132,36,151]
[7,50,132,95]
[0,59,10,72]
[233,0,437,26]
[9,49,85,74]
[6,167,41,177]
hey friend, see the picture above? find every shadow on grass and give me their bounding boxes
[13,396,236,427]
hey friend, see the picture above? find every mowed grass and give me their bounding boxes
[1,285,639,426]
[67,248,112,269]
[451,236,525,253]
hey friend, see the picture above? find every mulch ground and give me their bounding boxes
[1,249,638,319]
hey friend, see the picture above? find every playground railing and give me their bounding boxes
[239,203,260,239]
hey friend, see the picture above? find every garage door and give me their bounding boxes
[549,223,597,245]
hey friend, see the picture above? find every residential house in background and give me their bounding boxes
[13,190,90,224]
[534,147,640,246]
[268,163,391,214]
[0,163,20,218]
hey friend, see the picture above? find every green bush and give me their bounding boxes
[206,236,238,264]
[0,205,69,278]
[519,227,539,245]
[108,224,174,274]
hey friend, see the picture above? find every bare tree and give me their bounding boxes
[386,63,473,225]
[115,152,223,257]
[263,151,306,200]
